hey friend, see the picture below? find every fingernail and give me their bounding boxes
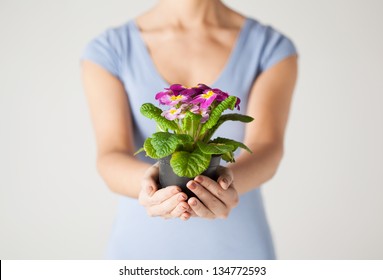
[178,194,186,201]
[220,178,229,189]
[191,199,197,206]
[195,176,203,183]
[188,182,196,190]
[172,187,180,194]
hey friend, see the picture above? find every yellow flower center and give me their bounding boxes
[202,90,214,99]
[169,109,178,114]
[170,95,184,101]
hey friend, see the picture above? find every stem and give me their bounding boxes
[176,120,183,134]
[193,123,202,143]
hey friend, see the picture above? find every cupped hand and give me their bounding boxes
[138,163,191,220]
[186,166,239,219]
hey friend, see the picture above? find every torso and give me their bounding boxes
[135,12,246,87]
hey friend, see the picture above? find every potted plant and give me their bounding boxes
[135,83,253,197]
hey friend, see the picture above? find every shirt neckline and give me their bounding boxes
[130,17,251,88]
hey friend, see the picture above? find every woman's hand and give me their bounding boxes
[186,166,239,219]
[138,164,192,221]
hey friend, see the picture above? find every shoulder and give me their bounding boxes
[245,18,298,72]
[86,20,133,52]
[246,18,296,47]
[80,20,135,78]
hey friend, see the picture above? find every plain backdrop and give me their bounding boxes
[1,0,382,259]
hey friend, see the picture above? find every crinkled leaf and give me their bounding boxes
[172,133,194,144]
[218,113,254,123]
[182,111,202,135]
[200,96,237,135]
[222,151,235,163]
[170,149,211,178]
[151,132,180,158]
[203,113,254,140]
[196,141,234,155]
[143,138,161,159]
[210,137,252,153]
[140,103,179,131]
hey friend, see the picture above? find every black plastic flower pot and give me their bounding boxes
[158,155,221,198]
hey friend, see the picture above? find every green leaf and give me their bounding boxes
[170,149,211,178]
[203,113,254,140]
[200,96,237,135]
[172,133,194,144]
[134,147,145,156]
[196,141,234,155]
[140,103,179,131]
[143,138,161,159]
[222,151,235,163]
[150,132,180,158]
[182,111,202,136]
[210,137,252,153]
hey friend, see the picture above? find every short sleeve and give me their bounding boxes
[80,28,122,79]
[259,27,298,72]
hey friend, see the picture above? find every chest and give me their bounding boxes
[139,28,240,87]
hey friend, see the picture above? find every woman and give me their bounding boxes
[80,0,298,259]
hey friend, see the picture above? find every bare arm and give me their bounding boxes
[184,56,298,218]
[81,60,192,220]
[81,60,150,198]
[229,55,298,194]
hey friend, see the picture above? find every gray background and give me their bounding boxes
[1,0,382,259]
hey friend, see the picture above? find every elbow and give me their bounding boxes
[268,144,284,181]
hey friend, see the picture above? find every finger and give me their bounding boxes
[141,164,160,196]
[149,186,181,205]
[194,175,237,207]
[169,201,190,218]
[216,166,234,190]
[180,211,191,221]
[187,180,227,218]
[149,191,188,217]
[188,197,215,219]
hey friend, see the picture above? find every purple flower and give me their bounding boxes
[166,84,185,95]
[155,90,190,106]
[213,88,229,102]
[196,84,211,91]
[190,105,210,123]
[161,107,183,120]
[191,89,218,108]
[166,84,198,97]
[235,97,241,110]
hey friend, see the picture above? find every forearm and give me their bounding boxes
[228,142,283,195]
[97,151,151,198]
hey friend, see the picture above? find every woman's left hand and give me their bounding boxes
[186,166,239,219]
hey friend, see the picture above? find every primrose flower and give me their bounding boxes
[155,90,190,106]
[190,105,210,123]
[166,84,198,97]
[191,89,218,108]
[161,107,183,121]
[196,83,211,91]
[214,89,229,102]
[235,98,241,110]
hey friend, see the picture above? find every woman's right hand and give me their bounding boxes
[138,163,191,221]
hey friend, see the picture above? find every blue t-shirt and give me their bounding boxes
[80,17,297,259]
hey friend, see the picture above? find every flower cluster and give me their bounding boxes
[137,83,253,178]
[155,84,240,123]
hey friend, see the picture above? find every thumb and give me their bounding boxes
[217,166,233,190]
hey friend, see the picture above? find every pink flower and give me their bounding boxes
[161,107,183,120]
[155,90,190,106]
[190,105,210,123]
[190,90,218,109]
